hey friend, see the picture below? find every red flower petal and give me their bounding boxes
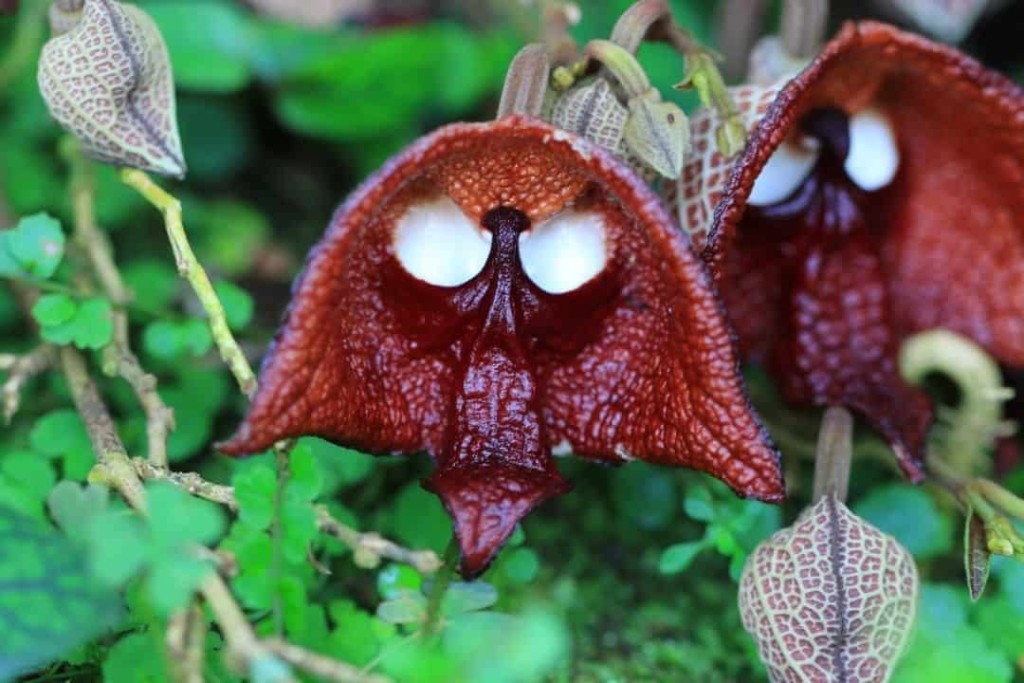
[682,22,1024,476]
[221,116,783,576]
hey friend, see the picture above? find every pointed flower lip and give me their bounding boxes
[219,115,785,575]
[677,21,1024,479]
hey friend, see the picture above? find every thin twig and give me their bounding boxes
[60,347,295,681]
[2,344,56,422]
[119,169,258,398]
[167,603,207,683]
[133,458,441,573]
[423,538,460,637]
[67,145,174,466]
[263,638,393,683]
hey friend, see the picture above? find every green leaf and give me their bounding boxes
[892,583,1012,683]
[389,482,452,552]
[377,563,422,601]
[85,510,149,586]
[214,280,254,331]
[146,481,226,550]
[501,547,540,584]
[29,409,95,480]
[3,212,65,279]
[0,451,57,519]
[31,293,75,327]
[288,443,322,502]
[659,541,706,574]
[102,631,168,683]
[143,318,213,360]
[441,581,498,616]
[37,297,114,349]
[376,588,427,625]
[281,488,318,564]
[233,464,276,531]
[146,554,215,616]
[122,260,179,310]
[683,485,715,522]
[46,481,110,542]
[442,609,570,683]
[0,507,121,679]
[146,1,254,92]
[328,600,385,666]
[854,484,953,560]
[303,437,375,495]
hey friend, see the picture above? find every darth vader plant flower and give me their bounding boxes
[677,21,1024,481]
[221,107,784,576]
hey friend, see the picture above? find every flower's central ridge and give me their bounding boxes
[737,107,933,480]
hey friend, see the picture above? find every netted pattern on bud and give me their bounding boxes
[550,79,629,161]
[665,83,780,251]
[38,0,186,178]
[739,495,918,683]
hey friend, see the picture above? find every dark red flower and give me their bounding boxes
[221,115,783,577]
[676,22,1024,481]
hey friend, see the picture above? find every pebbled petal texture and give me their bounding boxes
[682,21,1024,476]
[221,116,783,576]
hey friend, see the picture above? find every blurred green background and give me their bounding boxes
[1,0,1023,681]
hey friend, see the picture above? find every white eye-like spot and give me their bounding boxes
[747,136,821,206]
[518,210,607,294]
[393,197,491,287]
[844,107,899,191]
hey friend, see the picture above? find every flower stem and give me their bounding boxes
[812,407,853,503]
[119,169,258,398]
[423,538,460,637]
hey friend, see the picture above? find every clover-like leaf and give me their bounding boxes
[0,507,121,679]
[739,493,919,682]
[38,0,186,177]
[2,213,66,279]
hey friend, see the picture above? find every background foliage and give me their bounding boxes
[1,0,1023,681]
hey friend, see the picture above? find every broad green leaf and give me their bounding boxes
[0,507,121,680]
[233,464,276,531]
[4,212,65,279]
[193,200,270,276]
[389,482,452,552]
[854,484,953,559]
[142,318,213,360]
[659,541,706,574]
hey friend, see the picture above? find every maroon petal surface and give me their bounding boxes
[222,116,783,575]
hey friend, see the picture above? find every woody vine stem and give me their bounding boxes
[52,141,439,681]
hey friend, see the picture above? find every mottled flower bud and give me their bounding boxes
[739,493,918,683]
[38,0,186,178]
